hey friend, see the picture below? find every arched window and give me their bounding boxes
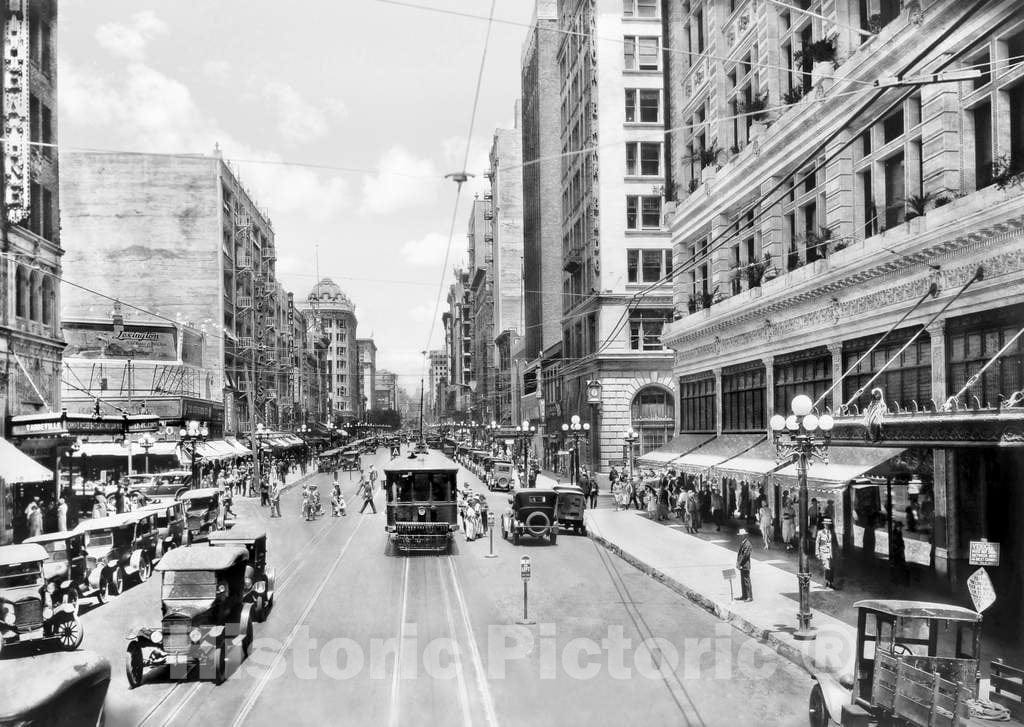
[41,275,54,325]
[630,385,675,454]
[15,266,28,318]
[29,270,41,322]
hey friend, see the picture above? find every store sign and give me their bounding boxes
[966,567,996,613]
[969,539,1001,567]
[63,321,178,361]
[3,1,29,223]
[520,555,531,581]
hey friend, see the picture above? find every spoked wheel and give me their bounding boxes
[242,618,253,659]
[808,683,830,727]
[108,568,125,598]
[125,643,144,689]
[253,594,266,623]
[138,557,152,583]
[212,647,226,684]
[54,614,85,651]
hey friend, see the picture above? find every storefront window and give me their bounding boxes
[946,304,1024,407]
[843,328,931,411]
[679,373,715,432]
[722,362,766,431]
[774,347,832,413]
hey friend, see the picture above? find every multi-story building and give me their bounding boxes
[58,149,286,436]
[444,269,473,419]
[660,0,1024,637]
[521,0,564,453]
[375,369,398,411]
[427,348,448,423]
[488,121,525,425]
[553,0,675,471]
[356,338,377,417]
[467,198,495,423]
[288,296,330,427]
[298,278,359,422]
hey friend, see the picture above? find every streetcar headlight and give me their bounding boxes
[189,628,203,644]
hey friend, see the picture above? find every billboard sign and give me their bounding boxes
[63,321,178,361]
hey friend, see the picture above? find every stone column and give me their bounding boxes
[762,355,775,426]
[828,341,844,413]
[927,318,955,579]
[824,133,856,245]
[712,367,723,437]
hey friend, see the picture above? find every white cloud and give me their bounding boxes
[359,146,438,215]
[95,11,167,61]
[203,60,231,84]
[262,81,344,144]
[399,232,459,267]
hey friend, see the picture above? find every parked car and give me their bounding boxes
[487,459,516,492]
[23,531,89,613]
[208,526,275,621]
[122,470,193,505]
[124,545,255,687]
[75,510,160,602]
[553,484,587,535]
[177,488,224,540]
[137,500,190,557]
[0,544,85,656]
[0,651,110,727]
[500,489,559,545]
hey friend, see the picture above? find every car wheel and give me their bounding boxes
[242,618,254,659]
[550,529,558,545]
[54,613,84,651]
[512,530,520,546]
[808,683,830,727]
[109,568,125,597]
[138,557,152,583]
[182,529,192,547]
[125,642,144,689]
[253,594,266,623]
[213,646,226,684]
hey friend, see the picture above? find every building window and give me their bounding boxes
[843,329,931,413]
[679,374,715,432]
[973,101,993,188]
[722,363,766,432]
[623,0,658,18]
[946,305,1024,408]
[631,386,674,453]
[626,141,662,176]
[774,348,832,414]
[629,312,667,350]
[626,195,662,230]
[624,36,659,71]
[627,248,671,282]
[15,266,28,318]
[625,89,660,123]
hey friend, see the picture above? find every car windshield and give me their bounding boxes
[185,497,215,509]
[84,530,115,548]
[0,561,41,588]
[163,570,217,600]
[41,540,67,559]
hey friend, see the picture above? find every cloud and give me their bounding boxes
[95,11,167,61]
[399,232,460,267]
[203,60,231,84]
[359,146,438,215]
[262,81,344,144]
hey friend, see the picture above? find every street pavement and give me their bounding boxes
[69,449,812,727]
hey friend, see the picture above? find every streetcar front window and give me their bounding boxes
[430,473,451,502]
[412,473,431,501]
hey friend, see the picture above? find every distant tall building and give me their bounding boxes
[444,269,473,418]
[375,369,398,411]
[356,338,377,416]
[427,349,448,423]
[298,279,359,422]
[467,198,494,423]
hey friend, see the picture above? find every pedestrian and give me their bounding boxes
[736,528,753,601]
[646,483,658,519]
[92,488,108,519]
[807,498,820,556]
[588,473,599,509]
[580,470,592,504]
[369,464,379,492]
[260,474,270,507]
[758,502,773,550]
[609,466,619,488]
[57,498,68,532]
[269,481,282,518]
[478,494,489,534]
[711,488,724,531]
[358,475,377,514]
[626,479,640,510]
[686,488,700,532]
[815,518,836,588]
[656,484,670,521]
[890,521,909,584]
[781,494,796,551]
[114,483,126,514]
[26,498,43,538]
[332,484,347,517]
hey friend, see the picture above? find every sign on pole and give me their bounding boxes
[520,555,531,581]
[969,539,1001,567]
[967,567,996,613]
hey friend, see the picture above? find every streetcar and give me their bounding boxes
[383,452,460,554]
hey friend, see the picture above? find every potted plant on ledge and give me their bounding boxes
[740,93,771,139]
[794,36,837,86]
[693,144,722,184]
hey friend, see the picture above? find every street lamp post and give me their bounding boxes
[560,415,590,488]
[624,428,639,485]
[516,420,536,488]
[487,420,498,454]
[252,422,269,492]
[179,420,210,486]
[769,394,834,641]
[138,433,156,474]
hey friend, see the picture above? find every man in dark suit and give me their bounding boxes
[736,528,753,601]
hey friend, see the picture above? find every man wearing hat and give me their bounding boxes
[736,528,753,601]
[815,518,837,588]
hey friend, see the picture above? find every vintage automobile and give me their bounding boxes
[177,487,224,540]
[0,543,85,655]
[0,650,110,727]
[553,484,587,535]
[24,531,89,613]
[121,470,193,505]
[487,459,517,492]
[808,599,1011,727]
[501,489,559,545]
[124,545,255,688]
[208,526,275,622]
[137,500,190,557]
[341,449,361,471]
[76,510,160,601]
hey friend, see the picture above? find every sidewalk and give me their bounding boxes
[584,507,1024,688]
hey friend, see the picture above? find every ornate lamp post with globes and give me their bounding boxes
[624,428,639,484]
[769,394,834,641]
[138,432,156,474]
[515,420,536,487]
[561,414,590,488]
[179,420,210,486]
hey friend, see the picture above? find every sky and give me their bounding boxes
[58,0,536,390]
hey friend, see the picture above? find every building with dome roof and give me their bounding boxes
[297,278,360,422]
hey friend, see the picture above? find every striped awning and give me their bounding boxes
[0,438,53,483]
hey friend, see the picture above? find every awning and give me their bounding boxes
[709,436,787,481]
[770,445,909,491]
[636,433,716,466]
[191,440,238,461]
[0,438,54,483]
[70,441,179,458]
[224,437,252,456]
[674,434,766,475]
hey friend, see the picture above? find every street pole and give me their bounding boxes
[249,386,261,501]
[485,512,497,558]
[796,444,813,640]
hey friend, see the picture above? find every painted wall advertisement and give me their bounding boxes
[63,321,178,361]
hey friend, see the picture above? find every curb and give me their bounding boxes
[587,526,835,678]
